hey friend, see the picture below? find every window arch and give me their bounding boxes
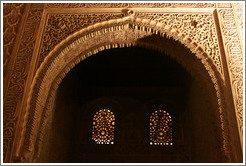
[92,109,115,144]
[150,110,173,145]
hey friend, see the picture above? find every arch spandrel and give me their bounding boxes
[19,15,228,162]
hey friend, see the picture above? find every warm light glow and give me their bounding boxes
[150,110,173,145]
[92,109,115,144]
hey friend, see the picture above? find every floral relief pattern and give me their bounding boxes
[135,13,222,74]
[45,3,216,8]
[37,13,125,69]
[3,8,43,162]
[3,3,25,77]
[232,3,243,42]
[218,9,243,144]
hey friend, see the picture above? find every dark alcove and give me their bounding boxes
[37,46,224,163]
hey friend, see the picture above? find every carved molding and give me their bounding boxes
[45,3,216,8]
[37,13,125,70]
[217,3,232,8]
[3,3,25,78]
[18,14,229,162]
[218,9,244,149]
[3,8,43,162]
[37,12,223,75]
[135,12,223,74]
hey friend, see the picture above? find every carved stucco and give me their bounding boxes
[3,7,44,162]
[2,3,243,163]
[36,12,223,75]
[217,8,244,149]
[135,13,222,74]
[44,3,216,8]
[3,3,25,78]
[17,13,230,162]
[232,3,243,44]
[37,13,125,70]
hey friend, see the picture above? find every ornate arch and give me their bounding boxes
[18,14,229,162]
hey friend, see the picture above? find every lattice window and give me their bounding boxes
[92,109,115,144]
[150,110,173,145]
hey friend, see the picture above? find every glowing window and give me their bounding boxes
[92,109,115,144]
[150,110,173,145]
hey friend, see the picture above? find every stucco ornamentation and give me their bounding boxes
[3,8,43,162]
[45,3,216,8]
[218,9,243,147]
[37,13,125,69]
[135,13,222,74]
[19,15,228,162]
[3,3,25,78]
[3,4,242,163]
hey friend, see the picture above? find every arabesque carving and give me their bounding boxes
[3,3,242,163]
[232,3,243,42]
[3,3,25,78]
[45,3,216,8]
[218,9,243,148]
[37,13,223,75]
[37,13,125,69]
[135,13,222,74]
[19,15,229,162]
[3,8,43,162]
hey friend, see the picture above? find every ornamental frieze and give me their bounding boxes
[37,12,222,75]
[45,3,216,8]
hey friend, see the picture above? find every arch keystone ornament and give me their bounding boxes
[17,13,236,162]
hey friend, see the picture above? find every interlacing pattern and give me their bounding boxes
[92,109,115,144]
[150,110,173,145]
[135,13,222,74]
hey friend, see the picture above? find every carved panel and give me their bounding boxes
[217,3,232,8]
[135,13,222,74]
[45,3,216,8]
[3,8,43,162]
[37,13,125,69]
[3,3,25,78]
[232,3,243,42]
[218,9,243,144]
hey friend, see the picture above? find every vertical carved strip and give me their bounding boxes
[232,3,243,47]
[36,13,124,70]
[217,9,243,149]
[3,8,43,162]
[3,3,25,78]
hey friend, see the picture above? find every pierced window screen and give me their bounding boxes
[92,109,115,144]
[150,110,173,145]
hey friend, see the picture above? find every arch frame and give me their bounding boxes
[16,14,234,162]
